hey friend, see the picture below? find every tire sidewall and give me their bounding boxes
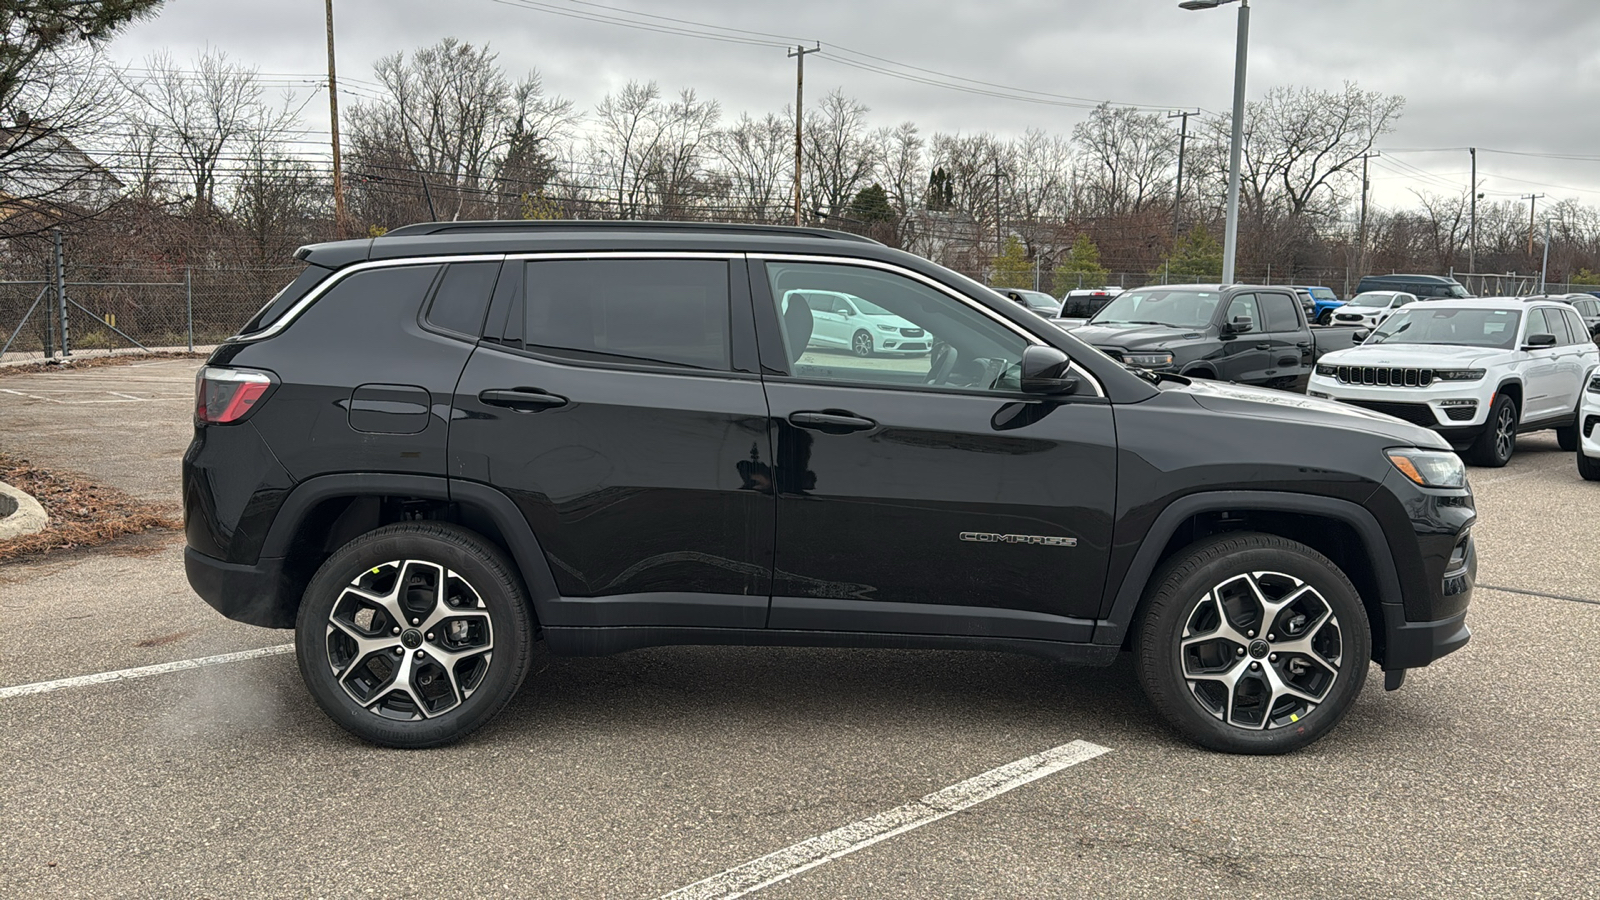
[1136,536,1371,754]
[295,524,531,748]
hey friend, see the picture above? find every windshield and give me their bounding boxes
[1346,292,1394,308]
[1369,307,1522,349]
[1089,289,1221,328]
[1447,284,1471,298]
[1017,291,1059,311]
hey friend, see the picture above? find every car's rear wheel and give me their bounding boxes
[1467,394,1518,467]
[1134,532,1370,755]
[851,330,874,357]
[296,522,534,748]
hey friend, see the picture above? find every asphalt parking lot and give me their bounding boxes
[2,359,1598,898]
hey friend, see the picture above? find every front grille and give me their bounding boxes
[1444,406,1476,421]
[1334,313,1367,321]
[898,342,928,351]
[1335,366,1435,387]
[900,327,925,337]
[1348,401,1438,427]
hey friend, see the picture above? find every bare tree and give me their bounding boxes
[871,121,923,248]
[1071,103,1177,217]
[803,89,874,219]
[590,80,663,219]
[718,112,790,223]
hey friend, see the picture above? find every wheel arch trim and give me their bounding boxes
[260,473,561,619]
[1094,490,1403,647]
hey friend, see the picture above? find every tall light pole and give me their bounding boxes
[1180,0,1249,285]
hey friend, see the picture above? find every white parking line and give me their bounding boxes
[657,739,1112,900]
[0,644,295,700]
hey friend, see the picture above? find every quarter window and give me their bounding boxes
[764,261,1029,394]
[519,259,731,370]
[425,262,500,337]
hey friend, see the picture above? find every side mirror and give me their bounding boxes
[1020,345,1079,396]
[1523,333,1557,349]
[1224,315,1254,335]
[1354,328,1371,344]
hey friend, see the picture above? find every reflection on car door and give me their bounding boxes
[1521,308,1567,421]
[752,258,1117,642]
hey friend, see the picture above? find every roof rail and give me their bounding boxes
[381,219,882,244]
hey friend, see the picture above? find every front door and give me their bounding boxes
[450,255,774,629]
[1216,292,1269,384]
[1257,289,1310,388]
[1521,308,1569,422]
[752,258,1117,643]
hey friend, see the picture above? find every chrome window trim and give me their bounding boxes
[751,253,1106,397]
[506,251,745,261]
[233,253,507,342]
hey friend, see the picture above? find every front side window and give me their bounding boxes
[766,261,1029,393]
[1225,293,1260,329]
[1092,289,1222,328]
[1369,307,1521,349]
[520,259,730,370]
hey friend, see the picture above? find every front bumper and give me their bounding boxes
[1308,375,1492,437]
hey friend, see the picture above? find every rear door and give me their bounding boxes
[449,254,774,628]
[751,256,1117,642]
[1258,290,1309,387]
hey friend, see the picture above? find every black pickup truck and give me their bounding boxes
[1069,284,1366,390]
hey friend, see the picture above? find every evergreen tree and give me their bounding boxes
[847,183,895,226]
[1051,233,1109,295]
[990,235,1032,289]
[1167,225,1224,282]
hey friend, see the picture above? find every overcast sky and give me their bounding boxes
[101,0,1600,215]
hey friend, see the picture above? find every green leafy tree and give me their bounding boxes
[1167,225,1224,282]
[1051,233,1109,295]
[990,235,1032,289]
[1571,268,1600,286]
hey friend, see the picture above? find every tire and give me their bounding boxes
[1134,532,1371,755]
[295,522,534,748]
[1316,310,1332,326]
[851,330,874,357]
[1466,394,1518,468]
[1579,421,1600,481]
[1557,422,1579,452]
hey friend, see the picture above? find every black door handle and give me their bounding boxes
[479,388,568,411]
[1255,343,1272,351]
[788,410,877,433]
[1278,356,1300,367]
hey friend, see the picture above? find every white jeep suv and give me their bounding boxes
[1579,370,1600,480]
[1309,297,1599,467]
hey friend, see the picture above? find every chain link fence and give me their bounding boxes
[2,253,298,364]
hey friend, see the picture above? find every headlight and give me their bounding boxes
[1123,352,1174,368]
[875,324,898,333]
[1314,364,1336,377]
[1387,448,1467,488]
[1588,374,1600,394]
[1434,369,1486,382]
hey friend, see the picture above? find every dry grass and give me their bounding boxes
[0,452,179,562]
[0,350,207,379]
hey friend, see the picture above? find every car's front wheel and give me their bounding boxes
[851,330,874,357]
[1467,394,1518,467]
[1134,532,1371,754]
[296,522,534,748]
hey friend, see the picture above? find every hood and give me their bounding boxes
[1172,379,1451,450]
[1071,321,1204,349]
[1318,343,1503,368]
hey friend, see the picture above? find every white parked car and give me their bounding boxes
[1330,291,1421,329]
[783,289,932,356]
[1579,371,1600,480]
[1309,297,1600,467]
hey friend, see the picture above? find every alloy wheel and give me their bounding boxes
[324,559,495,720]
[1495,404,1516,461]
[852,332,873,356]
[1178,570,1343,730]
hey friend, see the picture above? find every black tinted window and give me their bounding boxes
[522,259,730,370]
[1259,292,1300,332]
[242,264,333,334]
[426,262,500,337]
[287,265,441,340]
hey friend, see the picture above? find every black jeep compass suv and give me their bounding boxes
[184,221,1475,754]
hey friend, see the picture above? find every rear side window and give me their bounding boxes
[425,262,500,337]
[1259,292,1300,331]
[282,265,442,339]
[521,259,731,370]
[241,264,333,334]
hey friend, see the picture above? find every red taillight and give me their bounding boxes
[196,366,274,424]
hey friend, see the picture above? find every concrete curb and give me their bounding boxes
[0,480,48,541]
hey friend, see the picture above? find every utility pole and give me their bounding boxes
[1539,222,1551,294]
[1523,193,1544,257]
[787,44,819,226]
[1468,147,1477,275]
[1168,109,1197,239]
[325,0,346,236]
[1356,151,1380,278]
[992,157,1006,261]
